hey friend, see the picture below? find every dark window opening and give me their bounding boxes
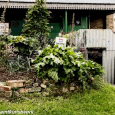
[48,10,64,23]
[88,49,103,65]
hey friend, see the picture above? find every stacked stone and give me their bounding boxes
[0,78,88,100]
[0,79,49,99]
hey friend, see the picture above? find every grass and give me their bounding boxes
[0,83,115,115]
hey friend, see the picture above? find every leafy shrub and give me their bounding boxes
[46,38,55,47]
[7,35,40,56]
[0,35,9,67]
[32,45,103,88]
[7,35,47,72]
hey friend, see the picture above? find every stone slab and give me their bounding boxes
[7,80,25,88]
[28,87,41,93]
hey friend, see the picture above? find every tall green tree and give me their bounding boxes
[22,0,50,37]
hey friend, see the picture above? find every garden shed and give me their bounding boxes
[75,29,115,84]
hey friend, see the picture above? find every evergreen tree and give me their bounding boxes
[22,0,50,37]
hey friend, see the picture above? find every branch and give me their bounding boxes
[1,0,10,23]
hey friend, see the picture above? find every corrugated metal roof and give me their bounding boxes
[1,0,115,4]
[0,0,35,2]
[1,0,115,9]
[46,0,115,4]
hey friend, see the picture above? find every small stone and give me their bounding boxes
[0,86,11,91]
[26,79,34,84]
[70,87,75,91]
[35,78,42,83]
[24,83,32,88]
[19,88,28,93]
[28,87,41,93]
[43,92,49,97]
[7,80,25,88]
[4,91,12,98]
[70,82,75,87]
[40,83,47,89]
[43,80,49,85]
[0,82,4,86]
[33,83,38,87]
[13,91,20,97]
[0,91,5,97]
[91,77,94,81]
[76,86,80,91]
[0,91,12,98]
[62,87,69,93]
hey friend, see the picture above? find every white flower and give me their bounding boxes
[38,50,43,55]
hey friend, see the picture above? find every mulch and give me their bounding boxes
[0,67,37,82]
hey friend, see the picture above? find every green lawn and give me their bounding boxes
[0,83,115,115]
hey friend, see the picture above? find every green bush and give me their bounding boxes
[22,0,50,37]
[0,35,9,67]
[33,45,103,88]
[7,35,41,56]
[7,35,47,72]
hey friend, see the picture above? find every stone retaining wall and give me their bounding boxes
[0,79,81,99]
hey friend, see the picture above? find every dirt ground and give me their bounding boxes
[0,67,37,82]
